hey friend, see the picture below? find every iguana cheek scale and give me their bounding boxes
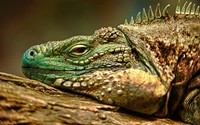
[22,0,200,124]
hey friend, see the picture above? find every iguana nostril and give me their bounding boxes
[29,50,36,57]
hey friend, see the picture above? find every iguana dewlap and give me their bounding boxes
[22,0,200,124]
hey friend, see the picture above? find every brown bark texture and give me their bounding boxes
[0,72,187,125]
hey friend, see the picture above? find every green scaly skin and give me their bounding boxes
[22,0,200,124]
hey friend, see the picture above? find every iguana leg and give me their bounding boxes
[179,75,200,124]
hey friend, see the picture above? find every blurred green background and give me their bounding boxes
[0,0,199,77]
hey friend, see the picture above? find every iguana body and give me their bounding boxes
[22,0,200,124]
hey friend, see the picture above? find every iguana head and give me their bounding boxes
[22,27,151,84]
[22,27,164,115]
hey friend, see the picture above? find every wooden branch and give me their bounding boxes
[0,72,186,125]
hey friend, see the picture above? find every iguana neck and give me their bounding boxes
[118,18,200,84]
[118,28,163,82]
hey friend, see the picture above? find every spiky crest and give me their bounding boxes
[148,6,154,21]
[176,0,199,14]
[124,2,170,25]
[124,0,200,25]
[175,0,200,20]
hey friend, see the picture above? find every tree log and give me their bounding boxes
[0,72,187,125]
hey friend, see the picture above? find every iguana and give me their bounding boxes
[22,0,200,124]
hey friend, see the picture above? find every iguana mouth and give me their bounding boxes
[22,67,90,83]
[22,67,79,73]
[22,66,124,84]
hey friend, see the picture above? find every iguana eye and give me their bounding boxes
[69,45,89,56]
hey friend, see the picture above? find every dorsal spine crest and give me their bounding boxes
[124,3,171,25]
[176,0,200,15]
[124,0,200,25]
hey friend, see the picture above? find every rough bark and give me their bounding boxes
[0,72,187,125]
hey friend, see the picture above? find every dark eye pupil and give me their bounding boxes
[69,45,89,56]
[73,47,86,53]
